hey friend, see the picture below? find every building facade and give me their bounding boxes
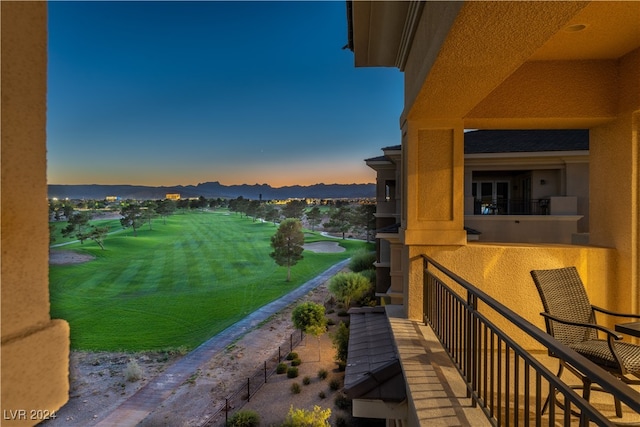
[348,1,639,425]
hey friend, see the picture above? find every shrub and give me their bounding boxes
[276,363,287,374]
[286,352,298,361]
[349,249,376,272]
[318,390,326,399]
[334,392,351,411]
[326,317,335,326]
[226,410,260,427]
[317,369,328,380]
[124,360,143,382]
[329,377,341,391]
[291,358,302,366]
[302,376,311,385]
[287,367,299,378]
[282,405,331,427]
[329,272,371,308]
[291,382,301,394]
[331,322,349,364]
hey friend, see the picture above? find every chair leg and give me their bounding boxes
[614,396,622,418]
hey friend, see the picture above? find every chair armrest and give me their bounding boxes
[592,305,640,319]
[540,312,623,340]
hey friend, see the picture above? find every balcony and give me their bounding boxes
[395,256,640,426]
[465,196,583,244]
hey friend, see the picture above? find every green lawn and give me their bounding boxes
[49,210,371,351]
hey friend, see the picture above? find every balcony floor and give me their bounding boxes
[385,305,640,426]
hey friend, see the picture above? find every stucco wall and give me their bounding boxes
[1,2,70,424]
[405,243,617,351]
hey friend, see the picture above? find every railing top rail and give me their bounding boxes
[422,254,640,413]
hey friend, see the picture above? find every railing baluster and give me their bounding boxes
[422,256,637,427]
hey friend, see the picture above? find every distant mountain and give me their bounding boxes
[48,181,375,200]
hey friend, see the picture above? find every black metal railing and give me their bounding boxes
[474,199,550,215]
[423,255,640,426]
[199,329,305,426]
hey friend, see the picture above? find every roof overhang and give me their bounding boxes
[348,1,640,129]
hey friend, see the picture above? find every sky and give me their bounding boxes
[47,1,404,187]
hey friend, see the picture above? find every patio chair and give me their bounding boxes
[530,267,640,417]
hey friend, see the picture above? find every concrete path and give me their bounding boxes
[94,259,350,427]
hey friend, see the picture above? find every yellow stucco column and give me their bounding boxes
[400,119,466,319]
[401,119,467,246]
[1,2,70,425]
[589,48,640,315]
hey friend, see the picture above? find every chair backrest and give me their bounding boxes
[530,267,597,345]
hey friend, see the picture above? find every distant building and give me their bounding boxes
[165,193,181,201]
[105,196,119,202]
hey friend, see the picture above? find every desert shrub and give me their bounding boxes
[358,268,376,286]
[329,272,371,308]
[329,377,341,391]
[331,322,349,364]
[286,352,298,361]
[276,363,287,374]
[318,390,326,399]
[287,367,299,378]
[124,359,143,382]
[317,369,328,380]
[281,405,331,427]
[302,376,311,385]
[349,249,376,272]
[291,382,301,394]
[334,393,351,411]
[291,358,302,366]
[226,410,260,427]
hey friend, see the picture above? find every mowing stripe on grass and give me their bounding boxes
[49,210,372,351]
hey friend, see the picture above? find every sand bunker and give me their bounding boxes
[302,241,345,253]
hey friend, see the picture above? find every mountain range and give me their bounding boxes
[48,181,375,201]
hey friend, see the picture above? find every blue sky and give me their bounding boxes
[47,1,404,187]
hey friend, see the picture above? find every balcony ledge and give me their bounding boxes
[385,305,491,426]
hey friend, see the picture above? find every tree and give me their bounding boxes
[353,203,376,242]
[328,272,372,308]
[282,199,307,220]
[229,196,249,217]
[246,200,261,221]
[155,199,176,225]
[270,218,304,281]
[60,211,108,249]
[291,302,327,361]
[306,206,322,231]
[264,204,280,225]
[61,211,91,243]
[86,226,109,250]
[323,205,353,239]
[143,201,157,230]
[120,204,143,237]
